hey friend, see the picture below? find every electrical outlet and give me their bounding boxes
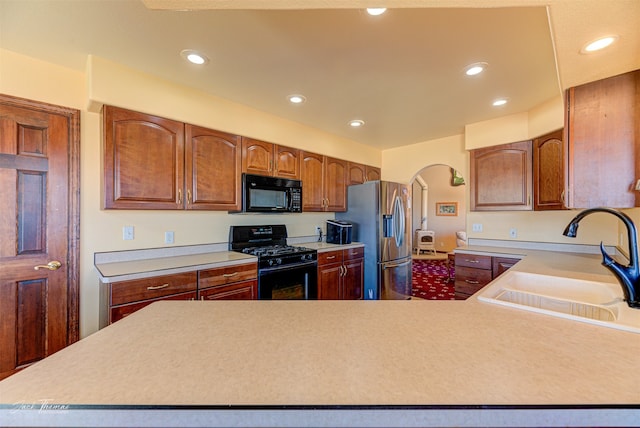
[165,231,174,244]
[472,223,483,232]
[123,226,134,240]
[509,228,518,238]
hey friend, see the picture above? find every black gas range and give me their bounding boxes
[229,225,317,299]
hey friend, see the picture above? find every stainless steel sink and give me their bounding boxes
[477,271,640,333]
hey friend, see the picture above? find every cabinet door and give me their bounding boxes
[533,129,565,211]
[365,166,381,181]
[199,280,257,300]
[103,106,185,209]
[492,257,519,278]
[325,156,347,212]
[274,145,301,179]
[242,137,273,176]
[318,263,342,299]
[567,70,639,208]
[470,140,532,211]
[301,151,325,211]
[342,258,363,300]
[347,162,367,185]
[186,125,241,210]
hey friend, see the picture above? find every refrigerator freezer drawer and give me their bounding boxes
[380,258,412,300]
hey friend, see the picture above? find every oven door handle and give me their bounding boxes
[259,260,318,274]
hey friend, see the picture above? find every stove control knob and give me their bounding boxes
[276,258,282,265]
[268,259,275,266]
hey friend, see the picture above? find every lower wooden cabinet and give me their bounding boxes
[317,247,364,299]
[101,272,198,326]
[100,262,258,327]
[454,253,519,300]
[198,262,258,300]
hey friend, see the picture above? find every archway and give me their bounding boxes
[410,164,467,257]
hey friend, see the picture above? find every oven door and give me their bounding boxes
[259,261,317,299]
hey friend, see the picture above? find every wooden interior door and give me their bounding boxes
[0,95,80,380]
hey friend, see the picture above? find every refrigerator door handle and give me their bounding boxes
[382,259,411,270]
[392,195,405,247]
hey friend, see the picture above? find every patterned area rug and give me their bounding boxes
[412,259,456,300]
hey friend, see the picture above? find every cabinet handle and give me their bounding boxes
[223,272,238,278]
[465,259,480,263]
[465,279,480,284]
[187,190,192,204]
[177,189,182,205]
[326,255,336,260]
[342,265,347,276]
[147,283,170,290]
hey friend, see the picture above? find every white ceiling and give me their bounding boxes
[1,0,638,149]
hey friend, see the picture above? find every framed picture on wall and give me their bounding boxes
[436,202,458,216]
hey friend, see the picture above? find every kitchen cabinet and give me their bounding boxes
[317,247,363,300]
[454,253,519,300]
[347,162,382,185]
[470,140,533,211]
[103,106,242,210]
[241,137,301,179]
[566,69,640,208]
[301,152,348,212]
[198,262,258,300]
[186,125,242,210]
[100,272,198,326]
[533,129,566,211]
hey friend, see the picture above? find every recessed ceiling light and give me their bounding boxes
[287,94,306,104]
[366,8,387,16]
[492,98,508,107]
[581,35,618,53]
[464,62,488,76]
[349,119,365,128]
[180,49,209,65]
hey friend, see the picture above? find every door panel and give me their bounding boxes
[0,95,80,380]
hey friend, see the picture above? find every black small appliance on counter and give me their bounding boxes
[326,220,352,245]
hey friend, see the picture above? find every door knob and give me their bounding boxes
[34,261,62,271]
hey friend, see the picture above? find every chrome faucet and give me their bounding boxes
[563,207,640,308]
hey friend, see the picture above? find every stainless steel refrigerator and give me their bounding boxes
[336,180,412,299]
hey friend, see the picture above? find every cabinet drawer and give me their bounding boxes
[110,272,197,306]
[198,263,257,288]
[111,291,197,323]
[318,250,343,265]
[455,253,492,270]
[455,266,492,288]
[343,246,364,260]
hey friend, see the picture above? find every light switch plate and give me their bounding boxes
[472,223,483,232]
[165,231,175,244]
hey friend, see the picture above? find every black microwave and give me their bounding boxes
[241,173,302,213]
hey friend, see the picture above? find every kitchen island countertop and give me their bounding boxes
[4,247,639,427]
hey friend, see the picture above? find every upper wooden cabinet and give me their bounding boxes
[241,137,301,179]
[103,106,241,210]
[533,129,566,211]
[470,140,533,211]
[103,106,185,209]
[566,69,640,208]
[301,152,347,212]
[347,162,381,185]
[185,125,242,211]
